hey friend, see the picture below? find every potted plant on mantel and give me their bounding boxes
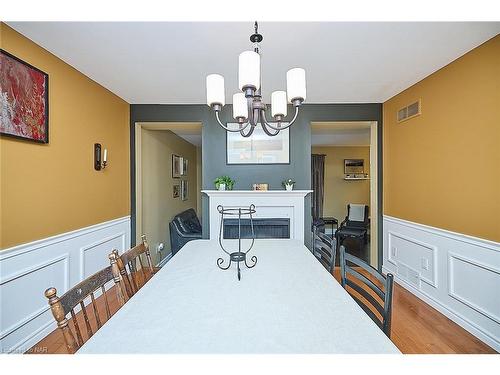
[214,176,235,191]
[282,178,295,191]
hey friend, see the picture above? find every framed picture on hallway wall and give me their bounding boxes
[0,49,49,143]
[181,180,188,201]
[226,123,290,164]
[181,158,188,176]
[173,184,180,198]
[172,154,181,178]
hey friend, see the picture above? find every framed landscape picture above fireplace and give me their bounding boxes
[226,123,290,164]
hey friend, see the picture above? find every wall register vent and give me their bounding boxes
[397,99,421,123]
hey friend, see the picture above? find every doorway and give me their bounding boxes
[310,121,378,267]
[134,122,202,266]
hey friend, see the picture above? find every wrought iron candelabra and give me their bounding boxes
[217,204,257,280]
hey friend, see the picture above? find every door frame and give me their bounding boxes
[310,120,381,269]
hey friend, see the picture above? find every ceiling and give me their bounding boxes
[7,22,499,104]
[311,122,371,147]
[140,122,202,146]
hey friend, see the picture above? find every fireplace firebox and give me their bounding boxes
[223,218,290,239]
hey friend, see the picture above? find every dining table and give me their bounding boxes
[78,239,400,354]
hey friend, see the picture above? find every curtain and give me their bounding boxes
[311,154,325,220]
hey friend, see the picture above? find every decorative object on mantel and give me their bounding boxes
[282,178,295,191]
[173,184,180,198]
[172,154,182,178]
[252,183,268,191]
[94,143,108,171]
[0,49,49,143]
[214,176,235,191]
[205,22,306,137]
[180,180,188,201]
[216,204,257,280]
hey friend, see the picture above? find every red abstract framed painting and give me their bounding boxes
[0,49,49,143]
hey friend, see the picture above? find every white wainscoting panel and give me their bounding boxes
[383,215,500,351]
[0,216,131,353]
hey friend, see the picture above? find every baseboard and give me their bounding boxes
[157,252,173,268]
[382,215,500,352]
[0,216,131,353]
[384,266,499,352]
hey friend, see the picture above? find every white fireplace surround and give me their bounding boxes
[202,190,312,242]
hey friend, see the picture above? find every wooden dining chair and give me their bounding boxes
[313,229,336,274]
[44,254,126,353]
[111,235,158,298]
[339,245,394,337]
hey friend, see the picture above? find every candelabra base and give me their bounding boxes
[217,251,257,281]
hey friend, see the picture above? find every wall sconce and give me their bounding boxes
[94,143,108,171]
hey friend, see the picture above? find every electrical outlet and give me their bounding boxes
[157,242,165,253]
[421,257,429,270]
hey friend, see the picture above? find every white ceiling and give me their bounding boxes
[7,22,500,104]
[311,122,371,147]
[140,122,202,146]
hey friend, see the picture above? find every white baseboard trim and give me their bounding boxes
[383,215,500,352]
[157,252,173,268]
[0,216,131,353]
[384,266,499,352]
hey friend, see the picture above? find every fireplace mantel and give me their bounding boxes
[202,190,312,242]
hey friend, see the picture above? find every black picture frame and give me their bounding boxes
[0,49,49,144]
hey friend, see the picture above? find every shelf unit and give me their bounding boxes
[343,177,370,180]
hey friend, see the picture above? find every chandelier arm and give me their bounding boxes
[259,110,280,136]
[215,110,251,132]
[260,106,300,131]
[240,123,256,138]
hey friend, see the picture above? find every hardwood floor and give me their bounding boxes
[28,268,496,354]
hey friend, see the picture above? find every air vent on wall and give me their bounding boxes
[397,99,421,123]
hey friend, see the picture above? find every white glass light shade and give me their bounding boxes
[232,93,248,119]
[286,68,306,102]
[206,74,225,106]
[271,91,287,117]
[238,51,261,90]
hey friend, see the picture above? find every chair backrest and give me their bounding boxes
[173,208,202,233]
[313,230,336,274]
[112,235,155,298]
[345,204,369,227]
[45,256,126,353]
[339,245,394,337]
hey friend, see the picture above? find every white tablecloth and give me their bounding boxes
[79,239,400,353]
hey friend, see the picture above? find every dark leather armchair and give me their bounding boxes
[335,204,369,252]
[169,208,202,255]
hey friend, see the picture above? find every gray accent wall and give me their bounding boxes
[130,103,383,268]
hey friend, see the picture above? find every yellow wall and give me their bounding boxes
[383,35,500,242]
[0,24,130,249]
[141,129,198,263]
[312,146,370,223]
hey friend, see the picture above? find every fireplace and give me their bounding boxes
[202,190,312,242]
[223,218,290,239]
